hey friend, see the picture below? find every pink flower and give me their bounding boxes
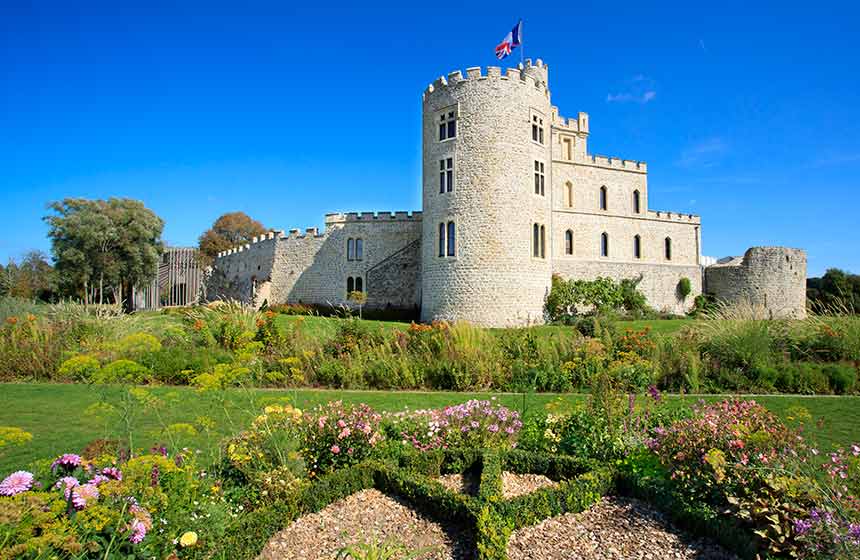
[71,483,99,509]
[331,445,340,454]
[51,453,82,473]
[338,427,351,440]
[128,504,152,543]
[0,471,34,496]
[852,444,860,457]
[89,474,110,486]
[337,420,347,428]
[55,476,80,498]
[101,467,123,481]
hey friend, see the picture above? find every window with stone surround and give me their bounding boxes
[565,230,573,255]
[562,137,573,160]
[347,277,354,293]
[438,223,445,257]
[438,109,457,141]
[355,277,363,293]
[439,157,454,193]
[601,232,609,257]
[599,186,608,211]
[633,190,641,214]
[532,114,545,145]
[534,161,545,196]
[533,223,546,259]
[346,276,364,294]
[347,238,363,261]
[447,221,456,257]
[634,235,642,259]
[665,237,672,261]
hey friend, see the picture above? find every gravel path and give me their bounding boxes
[435,471,557,499]
[507,496,738,560]
[258,489,475,560]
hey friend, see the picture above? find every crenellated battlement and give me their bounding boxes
[423,59,550,102]
[647,210,700,224]
[325,211,423,224]
[552,107,589,135]
[582,154,648,173]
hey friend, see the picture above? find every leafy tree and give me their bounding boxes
[807,268,860,312]
[0,252,57,301]
[198,212,267,265]
[44,198,164,307]
[347,290,368,319]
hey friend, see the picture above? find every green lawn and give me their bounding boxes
[1,383,857,473]
[275,314,695,342]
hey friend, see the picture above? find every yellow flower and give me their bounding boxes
[179,531,198,547]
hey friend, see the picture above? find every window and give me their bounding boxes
[533,223,546,259]
[439,157,454,193]
[565,230,573,255]
[532,114,545,144]
[347,277,355,293]
[633,190,641,214]
[599,186,608,211]
[438,110,456,141]
[565,182,573,208]
[534,161,545,196]
[347,238,363,261]
[355,277,363,293]
[438,223,445,257]
[601,232,609,257]
[665,237,672,261]
[447,221,456,257]
[562,137,573,160]
[633,235,641,259]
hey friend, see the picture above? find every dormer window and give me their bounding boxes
[438,110,457,141]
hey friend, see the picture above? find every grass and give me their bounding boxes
[1,382,857,474]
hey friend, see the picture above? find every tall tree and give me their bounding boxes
[198,211,267,265]
[44,198,164,307]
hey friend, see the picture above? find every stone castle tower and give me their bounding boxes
[421,60,553,326]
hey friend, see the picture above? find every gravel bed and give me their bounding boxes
[258,489,474,560]
[436,471,557,499]
[507,496,738,560]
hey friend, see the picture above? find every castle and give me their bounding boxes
[205,59,807,325]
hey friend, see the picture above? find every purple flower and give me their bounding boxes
[71,483,99,510]
[0,471,34,496]
[648,385,662,403]
[55,476,80,499]
[88,474,110,486]
[51,453,82,473]
[101,467,122,481]
[488,424,499,433]
[793,518,813,535]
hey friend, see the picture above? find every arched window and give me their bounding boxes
[347,277,355,293]
[355,238,363,261]
[599,186,608,211]
[438,223,445,257]
[665,237,672,261]
[633,190,641,214]
[533,223,540,257]
[347,238,355,261]
[565,182,573,208]
[565,230,573,255]
[540,225,546,258]
[355,276,363,293]
[447,221,456,257]
[601,232,609,257]
[633,235,641,259]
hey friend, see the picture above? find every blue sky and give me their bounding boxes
[1,1,858,277]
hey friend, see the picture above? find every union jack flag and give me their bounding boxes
[495,20,522,60]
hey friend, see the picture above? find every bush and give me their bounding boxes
[57,354,101,382]
[822,362,857,394]
[94,359,152,384]
[301,401,384,475]
[114,332,162,358]
[397,400,523,452]
[677,277,692,300]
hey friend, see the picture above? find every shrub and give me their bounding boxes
[545,275,629,322]
[301,401,384,476]
[114,332,162,358]
[57,354,101,382]
[94,359,152,384]
[822,362,857,394]
[677,277,692,300]
[397,400,523,452]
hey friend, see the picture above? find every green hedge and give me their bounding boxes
[478,450,503,502]
[501,449,598,479]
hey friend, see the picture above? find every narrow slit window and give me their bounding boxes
[565,230,573,255]
[633,190,641,214]
[347,238,355,261]
[601,232,609,257]
[533,224,540,257]
[355,277,363,293]
[438,223,445,257]
[634,235,641,259]
[599,186,608,211]
[540,225,546,258]
[447,221,456,257]
[347,277,354,293]
[355,238,363,261]
[665,237,672,261]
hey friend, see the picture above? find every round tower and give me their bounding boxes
[420,59,553,326]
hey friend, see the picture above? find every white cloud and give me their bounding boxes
[676,137,727,168]
[607,75,657,104]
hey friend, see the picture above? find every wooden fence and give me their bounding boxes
[133,247,202,310]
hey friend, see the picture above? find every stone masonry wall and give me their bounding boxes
[705,247,807,319]
[366,239,421,309]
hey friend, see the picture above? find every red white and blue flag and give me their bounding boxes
[495,20,523,60]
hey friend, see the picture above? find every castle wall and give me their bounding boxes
[205,233,279,305]
[421,61,553,327]
[704,247,807,319]
[366,239,421,309]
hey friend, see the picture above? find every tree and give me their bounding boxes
[44,198,164,307]
[807,268,860,313]
[198,212,267,266]
[0,252,57,301]
[347,290,368,319]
